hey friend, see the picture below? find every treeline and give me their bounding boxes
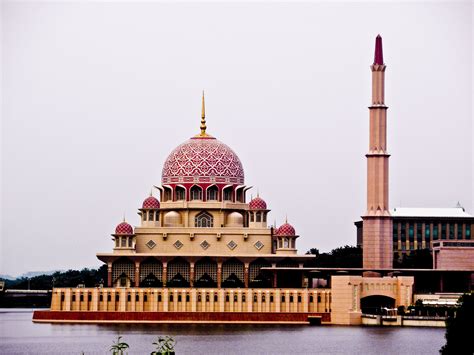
[305,245,363,268]
[305,245,433,269]
[3,265,107,290]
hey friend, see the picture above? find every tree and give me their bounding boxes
[305,245,362,268]
[440,293,474,355]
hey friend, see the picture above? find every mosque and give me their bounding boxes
[33,35,472,325]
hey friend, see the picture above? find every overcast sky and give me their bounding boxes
[1,1,472,276]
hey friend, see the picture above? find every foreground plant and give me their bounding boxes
[110,336,129,355]
[151,335,176,355]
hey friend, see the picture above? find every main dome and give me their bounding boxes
[162,136,245,185]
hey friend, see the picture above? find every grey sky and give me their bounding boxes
[1,1,472,276]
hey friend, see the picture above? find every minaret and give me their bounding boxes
[362,35,393,270]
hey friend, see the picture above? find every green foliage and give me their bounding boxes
[4,265,108,290]
[151,336,176,355]
[110,336,129,355]
[305,245,362,268]
[440,293,474,355]
[393,249,432,269]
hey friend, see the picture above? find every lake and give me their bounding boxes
[0,309,445,354]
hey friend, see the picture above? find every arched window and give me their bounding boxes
[284,238,289,248]
[175,186,185,201]
[164,188,172,202]
[236,189,244,203]
[195,211,213,227]
[190,186,202,200]
[148,211,154,221]
[256,212,261,222]
[223,187,233,201]
[207,186,218,201]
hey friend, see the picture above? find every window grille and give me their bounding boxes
[113,259,135,283]
[190,186,202,200]
[140,259,163,282]
[195,211,213,228]
[222,259,244,282]
[223,188,232,201]
[207,186,218,201]
[167,259,190,282]
[249,259,271,282]
[195,259,217,283]
[176,187,185,200]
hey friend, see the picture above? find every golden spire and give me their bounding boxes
[199,90,207,136]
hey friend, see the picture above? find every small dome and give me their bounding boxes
[227,212,243,227]
[164,211,182,227]
[142,196,160,209]
[249,196,267,210]
[115,221,133,235]
[276,222,296,236]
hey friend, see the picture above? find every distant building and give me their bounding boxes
[356,207,474,258]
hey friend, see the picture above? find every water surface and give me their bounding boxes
[0,309,445,354]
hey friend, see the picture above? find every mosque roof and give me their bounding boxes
[142,195,160,209]
[276,222,296,236]
[161,92,244,186]
[249,196,267,210]
[115,221,134,235]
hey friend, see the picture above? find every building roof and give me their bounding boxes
[391,207,472,218]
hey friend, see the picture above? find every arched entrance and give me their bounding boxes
[361,295,396,315]
[167,258,190,287]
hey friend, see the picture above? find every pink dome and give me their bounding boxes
[115,221,133,235]
[142,196,160,209]
[162,136,244,185]
[276,223,296,236]
[249,196,267,210]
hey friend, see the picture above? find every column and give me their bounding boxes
[190,262,195,288]
[107,262,113,287]
[272,263,277,288]
[217,262,222,289]
[134,261,140,288]
[275,289,281,312]
[162,262,168,287]
[163,289,169,312]
[244,263,249,288]
[191,289,197,312]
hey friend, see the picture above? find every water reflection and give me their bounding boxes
[0,310,445,354]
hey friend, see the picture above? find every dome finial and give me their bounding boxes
[150,188,153,197]
[199,90,207,136]
[285,214,288,223]
[123,212,126,222]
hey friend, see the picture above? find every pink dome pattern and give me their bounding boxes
[276,223,296,236]
[142,196,160,209]
[249,196,267,210]
[162,136,244,185]
[115,221,134,235]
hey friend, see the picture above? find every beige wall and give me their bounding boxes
[51,287,331,314]
[331,275,414,325]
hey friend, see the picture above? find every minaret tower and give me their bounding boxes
[362,35,393,270]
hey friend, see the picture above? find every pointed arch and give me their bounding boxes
[222,258,244,288]
[167,257,190,287]
[195,211,213,228]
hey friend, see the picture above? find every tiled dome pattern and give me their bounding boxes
[142,196,160,209]
[115,221,134,235]
[162,136,244,185]
[275,223,296,236]
[249,197,267,210]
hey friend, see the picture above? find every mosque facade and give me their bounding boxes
[33,35,424,325]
